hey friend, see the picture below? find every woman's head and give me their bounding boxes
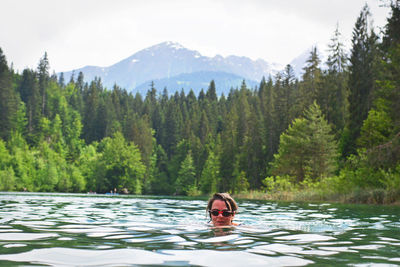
[206,193,238,226]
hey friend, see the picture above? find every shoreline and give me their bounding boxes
[232,189,400,206]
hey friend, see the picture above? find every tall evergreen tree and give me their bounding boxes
[206,80,217,102]
[0,48,19,140]
[299,47,322,112]
[325,24,349,134]
[19,69,41,141]
[37,52,50,116]
[82,78,101,143]
[345,4,379,156]
[271,102,338,183]
[175,150,196,195]
[382,0,400,52]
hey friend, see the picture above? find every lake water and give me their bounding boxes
[0,193,399,266]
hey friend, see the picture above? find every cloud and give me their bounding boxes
[0,0,391,73]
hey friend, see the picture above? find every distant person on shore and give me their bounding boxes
[206,193,238,227]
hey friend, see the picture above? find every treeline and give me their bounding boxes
[0,3,399,200]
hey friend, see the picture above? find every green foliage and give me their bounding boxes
[7,132,36,191]
[271,102,338,183]
[262,175,294,192]
[78,143,99,192]
[35,142,63,192]
[357,107,393,148]
[94,132,145,194]
[0,48,19,140]
[0,166,15,191]
[199,150,219,194]
[235,170,250,193]
[345,4,379,156]
[0,3,398,203]
[175,150,197,195]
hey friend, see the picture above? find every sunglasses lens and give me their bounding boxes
[222,211,232,217]
[210,210,233,217]
[211,211,219,216]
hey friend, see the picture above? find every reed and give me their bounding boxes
[233,188,400,205]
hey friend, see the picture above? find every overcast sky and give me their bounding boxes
[0,0,391,73]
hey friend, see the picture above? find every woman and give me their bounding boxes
[206,193,238,227]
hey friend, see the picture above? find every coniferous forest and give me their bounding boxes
[0,3,399,203]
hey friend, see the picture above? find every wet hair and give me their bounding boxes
[206,193,238,213]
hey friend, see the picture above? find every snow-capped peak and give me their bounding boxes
[165,41,185,50]
[151,41,186,51]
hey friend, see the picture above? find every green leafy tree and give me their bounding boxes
[94,132,145,194]
[7,132,36,191]
[35,142,63,192]
[0,139,15,191]
[78,143,99,192]
[357,104,393,149]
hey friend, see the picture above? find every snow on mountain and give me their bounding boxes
[61,41,282,95]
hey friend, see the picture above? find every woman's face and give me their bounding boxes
[210,199,234,227]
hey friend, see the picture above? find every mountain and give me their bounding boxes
[135,71,259,96]
[61,41,281,95]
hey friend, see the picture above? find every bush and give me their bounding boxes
[262,175,294,192]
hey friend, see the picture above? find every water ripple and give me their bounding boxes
[0,192,399,266]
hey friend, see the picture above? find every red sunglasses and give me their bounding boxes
[209,209,234,217]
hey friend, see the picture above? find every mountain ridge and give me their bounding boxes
[61,41,320,95]
[61,41,281,95]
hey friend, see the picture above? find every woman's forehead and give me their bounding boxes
[211,199,229,209]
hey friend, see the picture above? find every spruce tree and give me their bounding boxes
[345,4,379,156]
[271,101,338,183]
[175,150,196,195]
[37,52,50,116]
[0,48,19,140]
[325,24,349,134]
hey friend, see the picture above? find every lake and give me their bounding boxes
[0,192,399,266]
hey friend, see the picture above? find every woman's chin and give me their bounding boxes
[213,221,231,227]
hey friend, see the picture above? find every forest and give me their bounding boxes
[0,3,399,203]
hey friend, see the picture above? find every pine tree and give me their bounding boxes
[206,80,217,102]
[0,48,19,140]
[345,4,379,156]
[199,148,220,194]
[325,24,349,134]
[382,0,400,52]
[271,101,338,183]
[175,150,196,195]
[82,78,101,143]
[19,69,42,142]
[58,72,65,88]
[37,52,50,116]
[260,76,278,164]
[299,47,322,112]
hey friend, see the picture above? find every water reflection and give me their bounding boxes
[0,192,399,266]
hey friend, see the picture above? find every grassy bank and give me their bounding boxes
[233,188,400,205]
